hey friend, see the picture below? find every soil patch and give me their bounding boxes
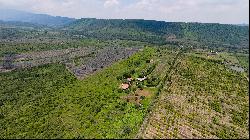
[136,89,152,97]
[121,89,152,105]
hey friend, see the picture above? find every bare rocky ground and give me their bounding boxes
[67,47,141,79]
[0,47,95,71]
[0,46,141,79]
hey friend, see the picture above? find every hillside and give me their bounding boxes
[64,18,249,50]
[0,14,248,51]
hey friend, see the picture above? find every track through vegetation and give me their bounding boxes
[136,47,184,138]
[138,48,249,139]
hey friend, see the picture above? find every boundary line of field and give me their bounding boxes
[135,48,183,139]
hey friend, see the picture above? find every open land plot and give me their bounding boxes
[0,46,141,80]
[0,47,96,72]
[139,53,249,139]
[68,47,141,79]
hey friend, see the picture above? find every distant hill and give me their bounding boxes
[0,20,49,29]
[236,23,249,27]
[0,10,248,50]
[63,18,249,48]
[0,9,76,27]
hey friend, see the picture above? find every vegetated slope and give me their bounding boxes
[139,51,249,139]
[63,18,249,49]
[181,23,249,47]
[0,47,160,138]
[235,53,249,72]
[0,9,76,27]
[0,64,77,138]
[0,17,248,52]
[0,20,49,29]
[0,40,86,57]
[0,21,60,42]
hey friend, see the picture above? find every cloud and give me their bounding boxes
[104,0,119,8]
[122,0,249,24]
[0,0,248,24]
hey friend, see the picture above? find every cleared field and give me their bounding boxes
[0,47,95,72]
[0,46,141,79]
[139,52,249,139]
[68,47,141,79]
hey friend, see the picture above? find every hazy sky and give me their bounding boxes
[0,0,249,24]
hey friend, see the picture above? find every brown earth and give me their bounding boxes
[121,89,152,105]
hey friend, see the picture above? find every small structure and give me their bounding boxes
[136,76,147,82]
[167,34,176,40]
[127,78,133,82]
[207,50,218,56]
[120,83,129,90]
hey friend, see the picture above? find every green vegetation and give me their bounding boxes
[0,48,159,138]
[1,18,249,51]
[209,101,222,113]
[231,107,249,127]
[0,38,148,57]
[0,15,249,139]
[235,53,249,70]
[139,51,249,139]
[64,19,249,51]
[0,64,77,138]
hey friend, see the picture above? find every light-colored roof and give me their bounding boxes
[127,78,133,81]
[136,76,147,81]
[120,83,129,89]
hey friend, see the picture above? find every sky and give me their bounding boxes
[0,0,249,24]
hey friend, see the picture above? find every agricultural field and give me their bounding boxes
[138,52,249,139]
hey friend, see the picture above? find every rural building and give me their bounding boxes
[136,76,147,82]
[127,77,133,82]
[120,83,129,90]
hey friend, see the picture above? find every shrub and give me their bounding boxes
[116,75,123,80]
[146,76,160,87]
[123,126,131,135]
[209,101,222,113]
[137,83,143,90]
[123,72,131,78]
[117,88,123,93]
[140,96,145,100]
[212,116,220,125]
[231,110,247,126]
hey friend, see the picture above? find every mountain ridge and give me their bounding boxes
[0,9,76,27]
